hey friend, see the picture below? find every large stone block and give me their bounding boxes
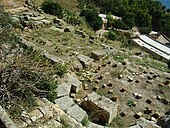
[67,104,88,124]
[43,52,62,63]
[77,54,94,67]
[67,74,82,93]
[54,96,75,112]
[91,50,106,60]
[30,109,43,122]
[88,122,107,128]
[56,82,71,97]
[82,92,118,125]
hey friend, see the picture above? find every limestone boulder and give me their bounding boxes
[54,96,75,112]
[77,54,94,67]
[56,82,71,97]
[91,50,106,60]
[67,104,88,124]
[67,74,82,93]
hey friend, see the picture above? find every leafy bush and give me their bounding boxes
[106,30,117,40]
[56,63,68,77]
[80,9,103,30]
[41,0,63,18]
[113,20,127,29]
[63,9,85,26]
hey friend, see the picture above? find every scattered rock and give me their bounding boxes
[64,26,74,32]
[110,96,118,102]
[77,54,94,67]
[84,84,89,90]
[0,106,17,128]
[134,112,143,119]
[30,109,43,122]
[67,74,82,93]
[75,30,87,38]
[91,50,106,60]
[44,52,62,63]
[108,90,114,94]
[146,99,152,104]
[70,93,76,98]
[133,93,142,99]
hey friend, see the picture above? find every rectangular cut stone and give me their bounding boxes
[83,92,118,125]
[30,109,43,122]
[67,104,88,124]
[67,74,82,93]
[128,124,141,128]
[77,54,94,67]
[91,50,106,60]
[56,82,71,97]
[44,52,62,63]
[54,96,75,112]
[88,122,107,128]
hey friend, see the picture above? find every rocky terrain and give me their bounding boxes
[0,0,170,128]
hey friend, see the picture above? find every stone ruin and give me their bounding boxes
[81,92,118,126]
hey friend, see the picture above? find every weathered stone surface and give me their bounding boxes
[75,30,87,38]
[137,117,160,128]
[54,96,75,112]
[38,105,50,116]
[29,16,45,21]
[30,109,43,122]
[39,120,62,128]
[56,82,71,97]
[67,74,82,93]
[72,59,83,72]
[25,0,35,6]
[64,26,74,32]
[157,115,170,128]
[40,19,51,25]
[91,50,106,60]
[82,92,118,125]
[67,104,88,124]
[88,122,107,128]
[128,124,141,128]
[44,52,62,63]
[0,106,17,128]
[77,54,94,67]
[49,26,64,32]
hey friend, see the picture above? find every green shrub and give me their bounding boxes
[63,9,85,26]
[107,30,117,40]
[56,63,68,77]
[41,0,63,18]
[80,9,103,30]
[113,20,127,29]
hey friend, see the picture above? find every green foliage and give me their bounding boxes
[107,30,117,41]
[79,0,170,35]
[110,116,125,128]
[0,9,18,45]
[127,100,136,108]
[56,63,68,77]
[41,0,63,18]
[113,20,127,29]
[80,9,103,30]
[63,9,85,26]
[106,12,115,28]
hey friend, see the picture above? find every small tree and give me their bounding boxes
[41,0,63,18]
[80,9,103,30]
